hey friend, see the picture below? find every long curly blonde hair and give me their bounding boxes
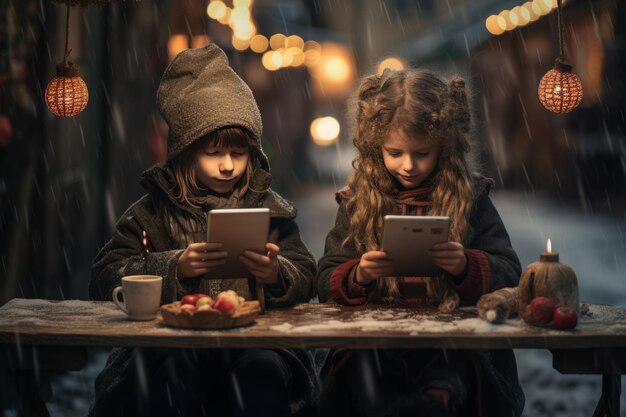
[344,68,477,310]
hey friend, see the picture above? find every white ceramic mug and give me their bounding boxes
[112,275,163,321]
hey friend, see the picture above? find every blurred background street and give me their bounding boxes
[1,0,625,415]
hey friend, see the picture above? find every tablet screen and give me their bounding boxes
[205,208,270,279]
[381,215,450,277]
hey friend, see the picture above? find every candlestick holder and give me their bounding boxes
[517,239,579,316]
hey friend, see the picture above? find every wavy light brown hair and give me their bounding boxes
[169,127,258,207]
[345,68,477,306]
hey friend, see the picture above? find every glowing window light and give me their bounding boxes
[310,117,340,146]
[250,34,269,53]
[207,1,228,20]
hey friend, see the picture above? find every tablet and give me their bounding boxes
[205,208,270,279]
[380,215,450,277]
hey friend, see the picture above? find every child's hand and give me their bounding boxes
[239,243,280,285]
[428,242,467,277]
[177,242,227,279]
[356,251,393,285]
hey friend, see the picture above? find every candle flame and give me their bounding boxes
[547,238,552,253]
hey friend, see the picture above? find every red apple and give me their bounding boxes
[213,295,235,314]
[553,305,578,330]
[522,296,556,325]
[180,293,208,307]
[218,290,244,309]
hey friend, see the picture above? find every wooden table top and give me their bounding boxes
[1,298,625,349]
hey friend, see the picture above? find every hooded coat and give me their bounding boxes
[88,44,318,416]
[315,177,525,417]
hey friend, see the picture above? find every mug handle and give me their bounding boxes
[112,286,128,314]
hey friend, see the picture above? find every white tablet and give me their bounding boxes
[380,215,450,277]
[205,208,270,279]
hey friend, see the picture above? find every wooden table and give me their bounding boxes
[1,298,625,416]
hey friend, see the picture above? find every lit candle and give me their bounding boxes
[540,238,559,262]
[518,238,580,315]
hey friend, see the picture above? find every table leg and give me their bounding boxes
[592,374,621,417]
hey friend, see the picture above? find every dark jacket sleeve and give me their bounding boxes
[264,217,317,307]
[89,200,187,304]
[452,193,522,305]
[316,202,376,305]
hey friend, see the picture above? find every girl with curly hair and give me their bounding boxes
[316,68,524,417]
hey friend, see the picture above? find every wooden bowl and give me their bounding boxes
[160,300,261,330]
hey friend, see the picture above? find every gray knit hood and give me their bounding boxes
[157,43,269,169]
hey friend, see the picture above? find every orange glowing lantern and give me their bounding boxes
[45,62,89,117]
[538,62,583,113]
[45,1,89,117]
[537,0,583,113]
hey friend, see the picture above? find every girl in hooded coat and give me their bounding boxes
[316,68,525,417]
[89,44,317,417]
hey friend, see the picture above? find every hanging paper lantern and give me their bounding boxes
[44,1,89,117]
[537,0,583,113]
[45,62,89,117]
[538,61,583,113]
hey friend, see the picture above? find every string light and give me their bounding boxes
[485,0,560,35]
[206,0,319,71]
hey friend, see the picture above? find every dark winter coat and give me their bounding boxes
[315,177,525,417]
[88,162,318,416]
